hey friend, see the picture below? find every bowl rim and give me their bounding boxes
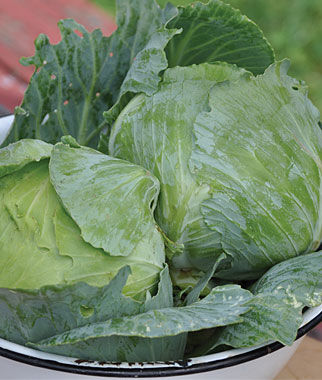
[0,307,321,378]
[0,114,321,377]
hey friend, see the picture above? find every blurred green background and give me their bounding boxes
[92,0,322,113]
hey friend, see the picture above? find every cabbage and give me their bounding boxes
[110,60,322,280]
[0,139,165,297]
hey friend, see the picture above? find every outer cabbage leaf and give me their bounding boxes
[109,63,247,267]
[103,16,181,131]
[1,265,186,362]
[33,333,186,363]
[201,251,322,353]
[251,251,322,307]
[31,285,253,361]
[218,294,302,347]
[190,60,322,279]
[2,0,178,148]
[185,253,226,306]
[0,266,137,345]
[49,142,163,260]
[54,207,163,300]
[0,139,52,178]
[194,293,302,356]
[0,159,72,289]
[165,0,274,74]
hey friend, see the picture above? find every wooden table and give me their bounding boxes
[0,0,116,112]
[275,336,322,380]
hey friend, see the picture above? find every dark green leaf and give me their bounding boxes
[200,251,322,353]
[31,285,252,356]
[213,294,302,349]
[145,265,174,310]
[1,265,181,361]
[251,251,322,307]
[166,0,274,74]
[2,0,179,149]
[185,253,226,306]
[104,25,180,127]
[0,266,141,345]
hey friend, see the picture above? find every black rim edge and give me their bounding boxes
[0,310,321,378]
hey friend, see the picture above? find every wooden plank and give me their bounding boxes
[0,63,26,111]
[275,336,322,380]
[0,0,116,111]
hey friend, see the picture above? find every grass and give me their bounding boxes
[92,0,322,113]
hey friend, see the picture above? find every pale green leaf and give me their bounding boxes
[49,143,164,261]
[54,206,163,300]
[0,139,52,178]
[0,140,164,300]
[0,159,72,289]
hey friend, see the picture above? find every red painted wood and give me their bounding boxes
[0,0,116,111]
[0,64,26,111]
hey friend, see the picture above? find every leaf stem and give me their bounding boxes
[84,120,108,146]
[78,34,97,145]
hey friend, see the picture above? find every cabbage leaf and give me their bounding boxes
[3,0,275,152]
[0,139,52,178]
[201,251,322,353]
[50,142,163,260]
[31,284,252,361]
[0,265,187,362]
[166,0,274,74]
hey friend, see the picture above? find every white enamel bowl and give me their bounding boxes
[0,115,321,380]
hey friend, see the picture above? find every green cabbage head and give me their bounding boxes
[0,139,165,300]
[109,60,322,280]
